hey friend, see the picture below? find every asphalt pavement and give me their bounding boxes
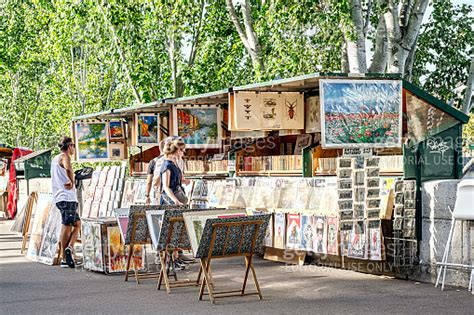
[1,218,473,315]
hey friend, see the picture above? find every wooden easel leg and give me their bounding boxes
[161,251,172,294]
[199,258,215,304]
[241,255,252,295]
[198,260,207,300]
[157,252,165,290]
[124,244,134,282]
[169,251,178,281]
[250,260,263,300]
[196,264,202,285]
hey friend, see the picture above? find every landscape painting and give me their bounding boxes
[136,114,159,145]
[75,122,109,161]
[320,80,402,148]
[174,106,222,148]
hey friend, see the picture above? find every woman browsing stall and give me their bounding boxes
[159,138,188,206]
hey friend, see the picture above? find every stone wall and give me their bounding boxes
[411,179,473,288]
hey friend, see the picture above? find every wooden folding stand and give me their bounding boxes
[157,217,202,293]
[124,211,159,284]
[20,192,38,254]
[199,219,264,304]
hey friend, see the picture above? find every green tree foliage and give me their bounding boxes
[0,0,472,151]
[412,0,474,109]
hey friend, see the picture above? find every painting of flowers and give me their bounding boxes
[174,106,222,148]
[136,114,159,145]
[75,122,109,161]
[320,79,402,148]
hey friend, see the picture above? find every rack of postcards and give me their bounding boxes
[388,179,418,267]
[190,173,394,265]
[81,165,127,218]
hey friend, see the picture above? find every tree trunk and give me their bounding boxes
[462,57,474,114]
[368,16,387,73]
[225,0,264,76]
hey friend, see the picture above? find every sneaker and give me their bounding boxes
[64,247,75,268]
[176,258,190,265]
[178,254,196,263]
[60,260,69,268]
[173,261,184,271]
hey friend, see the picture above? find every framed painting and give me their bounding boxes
[173,105,222,149]
[74,122,109,161]
[135,113,159,146]
[320,79,402,148]
[109,142,126,160]
[109,121,125,139]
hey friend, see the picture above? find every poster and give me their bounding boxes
[233,91,261,130]
[286,214,301,249]
[305,96,321,133]
[109,121,124,139]
[37,205,62,265]
[281,92,304,130]
[340,221,352,257]
[135,113,159,145]
[26,194,52,261]
[348,220,367,259]
[368,220,383,260]
[115,208,129,242]
[264,214,273,247]
[259,92,283,129]
[300,214,315,251]
[313,216,327,254]
[107,226,144,273]
[274,213,286,249]
[146,210,166,250]
[82,220,104,272]
[74,122,109,161]
[174,106,222,148]
[320,79,402,148]
[326,216,339,255]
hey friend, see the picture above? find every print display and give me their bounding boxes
[326,216,339,255]
[305,96,321,133]
[286,214,301,249]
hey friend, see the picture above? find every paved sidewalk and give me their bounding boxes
[1,218,473,314]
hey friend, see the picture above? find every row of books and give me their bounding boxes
[315,156,403,174]
[239,155,303,172]
[185,160,228,173]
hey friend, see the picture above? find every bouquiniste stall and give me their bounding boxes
[66,73,468,276]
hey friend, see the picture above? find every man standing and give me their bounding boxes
[145,139,166,205]
[51,136,81,268]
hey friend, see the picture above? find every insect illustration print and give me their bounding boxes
[243,101,252,120]
[286,100,297,120]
